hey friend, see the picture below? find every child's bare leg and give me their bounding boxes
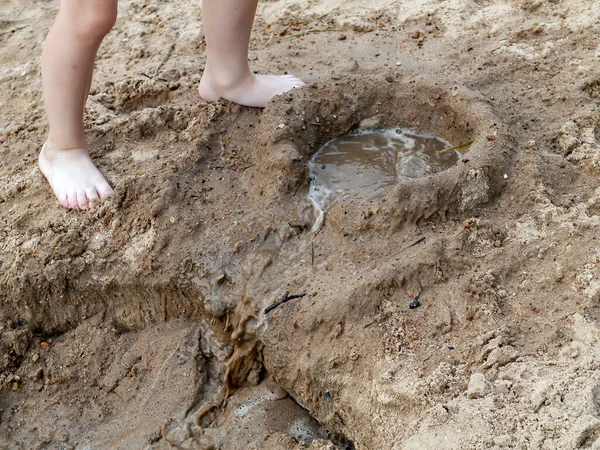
[198,0,305,108]
[39,0,116,210]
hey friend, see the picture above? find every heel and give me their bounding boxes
[198,78,220,103]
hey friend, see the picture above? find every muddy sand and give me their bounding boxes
[1,0,600,448]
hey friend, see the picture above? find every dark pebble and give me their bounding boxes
[409,299,421,309]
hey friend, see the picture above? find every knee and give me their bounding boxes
[67,0,118,43]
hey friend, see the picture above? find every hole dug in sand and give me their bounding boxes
[255,75,515,228]
[308,128,462,213]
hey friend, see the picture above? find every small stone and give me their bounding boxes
[467,373,487,399]
[32,353,39,362]
[30,367,43,382]
[503,174,509,179]
[442,309,452,326]
[277,123,285,129]
[409,299,421,309]
[525,140,536,149]
[347,60,360,73]
[169,217,177,224]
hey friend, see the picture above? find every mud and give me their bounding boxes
[1,0,600,448]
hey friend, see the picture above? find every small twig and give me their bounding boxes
[155,42,176,78]
[0,25,28,37]
[264,291,307,314]
[439,141,474,154]
[407,237,426,248]
[154,21,188,78]
[363,319,377,329]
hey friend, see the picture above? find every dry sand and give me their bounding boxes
[1,0,600,448]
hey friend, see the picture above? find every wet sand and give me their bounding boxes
[1,0,600,448]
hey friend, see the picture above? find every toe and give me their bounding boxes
[284,74,304,82]
[66,192,79,210]
[86,187,99,200]
[97,181,114,200]
[57,192,70,209]
[77,190,88,210]
[86,187,100,209]
[292,78,305,87]
[283,75,305,87]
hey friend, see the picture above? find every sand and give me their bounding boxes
[1,0,600,448]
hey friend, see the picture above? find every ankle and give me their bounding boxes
[46,135,87,152]
[203,64,253,92]
[42,140,89,160]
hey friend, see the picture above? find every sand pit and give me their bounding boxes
[1,0,600,448]
[257,76,514,225]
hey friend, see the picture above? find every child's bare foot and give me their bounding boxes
[39,141,113,210]
[198,70,305,108]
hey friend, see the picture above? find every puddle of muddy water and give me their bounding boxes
[308,128,460,213]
